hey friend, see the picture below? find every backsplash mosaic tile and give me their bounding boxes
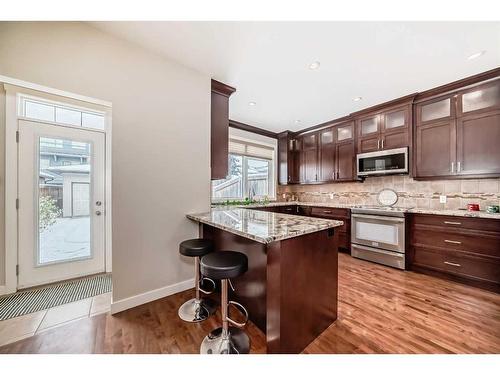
[277,176,500,211]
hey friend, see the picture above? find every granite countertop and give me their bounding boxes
[212,201,500,219]
[187,208,343,244]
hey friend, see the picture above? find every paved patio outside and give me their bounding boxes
[40,217,90,264]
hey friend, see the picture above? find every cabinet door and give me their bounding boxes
[336,141,355,181]
[381,129,409,150]
[417,96,454,124]
[318,128,335,182]
[211,91,229,179]
[300,133,318,183]
[458,80,500,116]
[278,135,289,185]
[457,110,500,176]
[415,120,456,177]
[382,108,408,133]
[358,134,380,153]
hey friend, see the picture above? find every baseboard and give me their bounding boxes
[0,285,6,296]
[110,278,194,314]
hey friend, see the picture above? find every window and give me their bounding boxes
[20,96,106,130]
[211,138,276,201]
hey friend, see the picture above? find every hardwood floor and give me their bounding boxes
[1,253,499,354]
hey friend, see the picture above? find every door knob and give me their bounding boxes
[95,210,102,216]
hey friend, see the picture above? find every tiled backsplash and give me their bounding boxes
[277,176,500,210]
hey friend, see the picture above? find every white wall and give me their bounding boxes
[0,22,211,307]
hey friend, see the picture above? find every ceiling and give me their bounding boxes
[91,22,500,133]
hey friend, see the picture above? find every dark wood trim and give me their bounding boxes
[295,115,353,136]
[211,79,236,97]
[229,119,279,139]
[415,67,500,102]
[350,93,418,117]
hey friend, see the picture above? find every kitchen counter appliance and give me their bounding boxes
[350,190,407,269]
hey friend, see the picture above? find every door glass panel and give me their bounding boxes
[462,83,500,113]
[361,118,377,135]
[321,129,334,144]
[421,98,450,122]
[337,125,353,141]
[385,110,405,129]
[355,221,398,245]
[38,137,92,265]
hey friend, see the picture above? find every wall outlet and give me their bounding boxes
[282,193,286,199]
[439,195,447,204]
[329,193,334,199]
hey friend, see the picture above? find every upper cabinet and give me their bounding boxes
[211,79,236,180]
[355,101,412,154]
[414,79,500,179]
[278,131,300,185]
[300,132,319,183]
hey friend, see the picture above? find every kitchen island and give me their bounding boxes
[187,208,343,353]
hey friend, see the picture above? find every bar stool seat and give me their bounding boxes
[178,238,216,323]
[200,251,248,280]
[200,251,250,354]
[180,239,214,257]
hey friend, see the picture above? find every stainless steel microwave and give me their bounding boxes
[357,147,408,177]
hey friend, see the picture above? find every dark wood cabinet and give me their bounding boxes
[334,122,356,181]
[278,132,300,184]
[409,213,500,292]
[300,133,319,183]
[211,80,236,180]
[356,103,411,153]
[318,127,336,182]
[414,80,500,179]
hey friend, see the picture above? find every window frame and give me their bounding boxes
[211,137,277,203]
[18,94,106,131]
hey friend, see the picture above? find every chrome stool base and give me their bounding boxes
[178,298,216,323]
[200,327,250,354]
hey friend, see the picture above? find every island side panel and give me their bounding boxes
[268,228,339,354]
[202,224,268,333]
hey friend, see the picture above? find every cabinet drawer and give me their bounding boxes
[412,214,500,233]
[411,228,500,258]
[412,246,500,285]
[279,205,298,214]
[310,207,350,219]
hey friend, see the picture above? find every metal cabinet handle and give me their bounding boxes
[377,139,380,149]
[444,239,462,245]
[451,162,455,173]
[381,139,384,149]
[444,221,461,225]
[457,162,461,172]
[226,300,249,328]
[323,210,332,214]
[444,261,461,267]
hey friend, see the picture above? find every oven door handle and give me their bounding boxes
[351,244,405,257]
[351,214,405,223]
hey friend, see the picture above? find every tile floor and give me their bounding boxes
[0,292,111,347]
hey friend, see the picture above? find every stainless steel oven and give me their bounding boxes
[357,147,408,177]
[351,208,406,269]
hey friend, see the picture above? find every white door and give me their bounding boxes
[18,119,106,288]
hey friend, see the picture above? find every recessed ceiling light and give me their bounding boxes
[468,51,486,60]
[353,96,362,102]
[248,101,256,106]
[309,61,321,70]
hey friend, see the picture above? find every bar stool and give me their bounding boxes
[178,238,217,322]
[199,251,250,354]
